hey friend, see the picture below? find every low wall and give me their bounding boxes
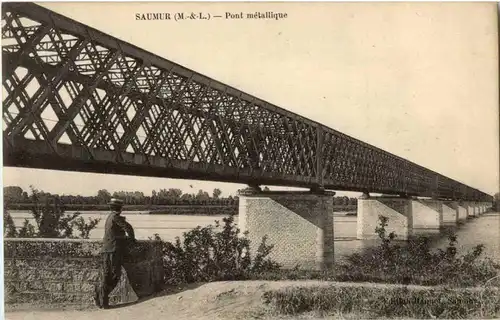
[4,238,164,308]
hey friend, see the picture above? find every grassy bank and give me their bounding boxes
[262,284,500,319]
[244,262,500,288]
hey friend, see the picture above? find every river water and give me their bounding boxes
[7,210,500,262]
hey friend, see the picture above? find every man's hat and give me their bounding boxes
[108,198,124,206]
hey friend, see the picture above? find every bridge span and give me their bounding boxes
[2,3,493,270]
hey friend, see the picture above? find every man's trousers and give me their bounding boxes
[95,251,123,308]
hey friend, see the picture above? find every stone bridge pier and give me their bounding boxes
[238,188,335,270]
[442,201,459,227]
[457,201,468,222]
[356,194,414,240]
[485,202,493,212]
[467,202,479,218]
[478,203,484,214]
[479,202,491,213]
[411,198,444,234]
[356,194,490,240]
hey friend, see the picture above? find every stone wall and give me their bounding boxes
[4,238,164,308]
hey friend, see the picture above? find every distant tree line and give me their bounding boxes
[4,185,359,211]
[4,185,236,207]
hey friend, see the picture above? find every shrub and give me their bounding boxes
[334,215,500,287]
[263,285,500,318]
[149,214,280,285]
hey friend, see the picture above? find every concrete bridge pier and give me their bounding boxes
[238,188,335,270]
[356,194,413,240]
[473,202,480,216]
[484,202,492,212]
[357,195,473,240]
[482,202,489,213]
[457,202,468,222]
[411,198,443,235]
[442,201,459,227]
[467,202,477,218]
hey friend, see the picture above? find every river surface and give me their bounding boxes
[7,210,500,262]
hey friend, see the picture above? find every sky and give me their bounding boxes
[2,2,499,198]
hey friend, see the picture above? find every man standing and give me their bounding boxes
[95,198,136,309]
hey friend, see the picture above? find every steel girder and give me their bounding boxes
[1,3,492,202]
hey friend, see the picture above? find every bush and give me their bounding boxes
[263,285,500,318]
[333,215,500,287]
[149,214,281,285]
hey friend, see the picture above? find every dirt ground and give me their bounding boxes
[5,281,424,320]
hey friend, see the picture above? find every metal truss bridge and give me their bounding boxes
[1,3,492,202]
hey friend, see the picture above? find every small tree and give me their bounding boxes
[212,188,222,199]
[97,189,112,205]
[196,190,210,201]
[4,186,100,239]
[4,186,24,203]
[3,203,17,237]
[72,216,101,238]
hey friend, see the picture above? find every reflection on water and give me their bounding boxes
[8,210,500,262]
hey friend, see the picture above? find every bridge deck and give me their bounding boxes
[1,2,491,201]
